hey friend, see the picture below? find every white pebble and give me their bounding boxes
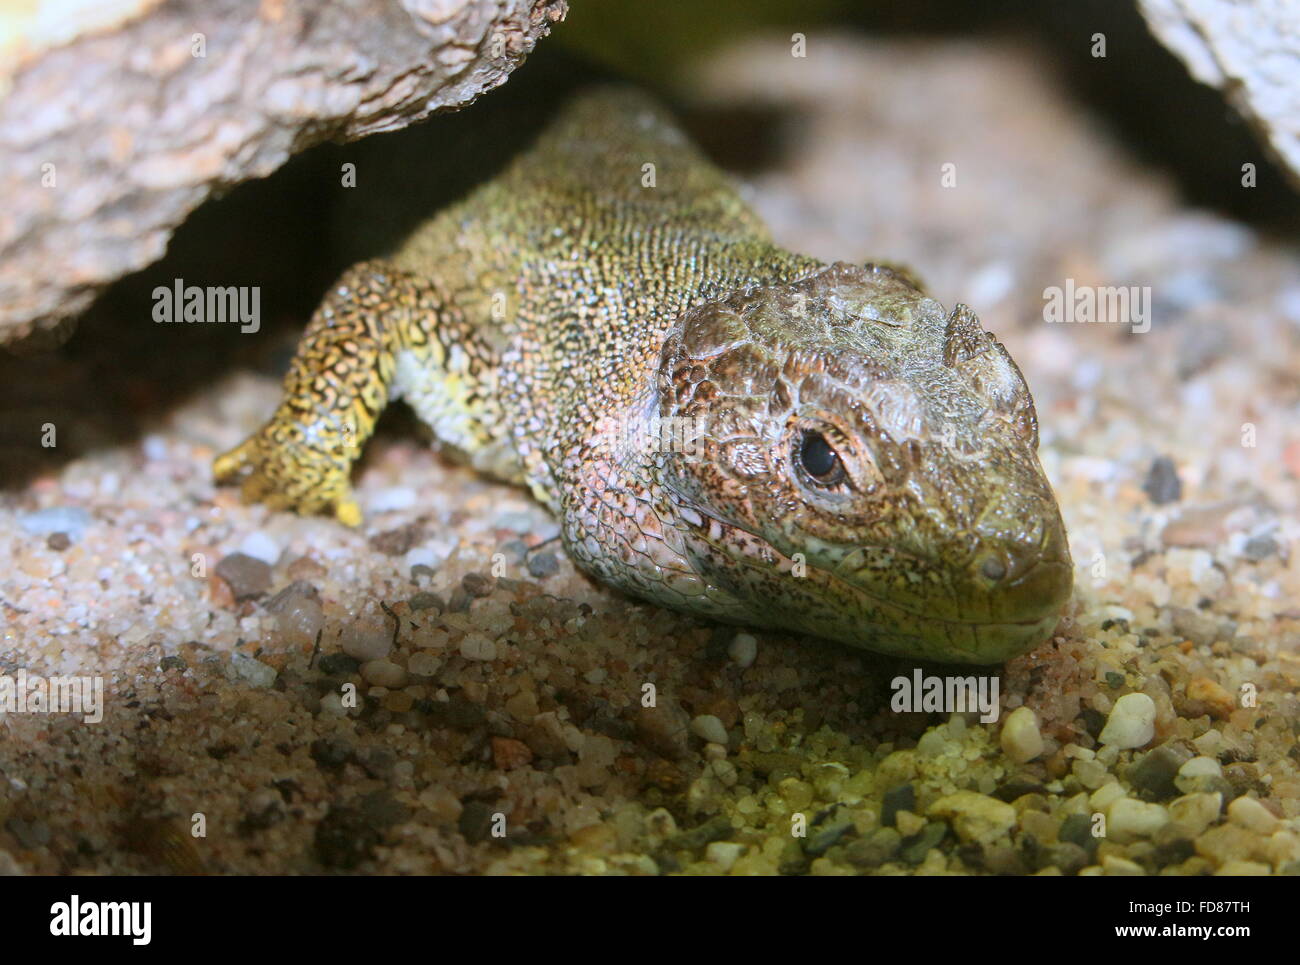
[238,531,281,566]
[407,651,443,677]
[19,505,92,539]
[1168,792,1222,836]
[403,546,443,573]
[728,632,758,668]
[368,486,417,512]
[705,841,746,871]
[340,621,392,661]
[1227,796,1279,835]
[228,653,277,689]
[1000,706,1044,763]
[1179,756,1222,779]
[690,714,728,745]
[361,659,408,688]
[459,633,497,661]
[1098,693,1156,748]
[1107,797,1169,842]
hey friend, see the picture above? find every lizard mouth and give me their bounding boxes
[677,510,1071,662]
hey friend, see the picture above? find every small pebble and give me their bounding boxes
[214,552,272,602]
[237,531,281,566]
[339,620,392,661]
[1107,797,1169,842]
[1168,792,1223,836]
[728,632,758,669]
[1098,692,1156,749]
[1227,796,1279,835]
[686,712,728,743]
[1000,706,1044,763]
[526,551,559,579]
[228,653,277,689]
[361,659,407,688]
[459,633,497,661]
[928,791,1016,844]
[407,651,443,677]
[18,505,91,540]
[1141,455,1181,505]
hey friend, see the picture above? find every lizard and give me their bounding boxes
[214,86,1073,665]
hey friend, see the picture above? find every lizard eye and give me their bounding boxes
[796,430,846,487]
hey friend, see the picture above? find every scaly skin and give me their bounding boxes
[215,87,1072,664]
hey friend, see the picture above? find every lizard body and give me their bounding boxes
[215,87,1072,664]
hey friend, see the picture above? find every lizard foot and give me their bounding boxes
[214,424,362,527]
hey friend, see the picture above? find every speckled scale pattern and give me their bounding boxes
[215,87,1072,663]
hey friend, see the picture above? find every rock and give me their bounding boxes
[1102,855,1146,876]
[228,652,277,688]
[1138,0,1300,188]
[314,804,382,870]
[805,819,855,857]
[927,791,1017,844]
[1170,607,1220,647]
[1099,692,1156,748]
[237,531,281,566]
[526,551,560,579]
[899,822,947,864]
[1185,676,1235,720]
[705,841,747,871]
[1195,823,1257,866]
[310,738,354,770]
[1059,813,1099,856]
[491,736,534,771]
[1142,455,1182,504]
[264,582,324,646]
[1168,792,1223,836]
[728,632,758,668]
[360,659,407,688]
[409,591,446,612]
[214,552,272,601]
[690,714,728,745]
[458,801,499,845]
[1127,740,1195,800]
[881,783,916,828]
[1107,797,1170,843]
[1000,706,1044,763]
[459,633,497,660]
[461,572,496,598]
[1161,505,1231,549]
[1175,755,1224,794]
[1227,796,1279,835]
[18,506,91,540]
[1242,535,1278,561]
[340,619,392,661]
[845,827,902,868]
[368,523,426,556]
[1214,860,1271,876]
[407,651,443,677]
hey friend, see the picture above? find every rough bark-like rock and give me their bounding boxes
[0,0,567,343]
[1139,0,1300,187]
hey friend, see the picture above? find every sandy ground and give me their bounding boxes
[2,35,1298,875]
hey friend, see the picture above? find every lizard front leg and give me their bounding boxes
[214,259,455,526]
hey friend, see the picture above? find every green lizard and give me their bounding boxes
[215,86,1072,664]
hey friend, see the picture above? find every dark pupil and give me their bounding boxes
[799,431,840,480]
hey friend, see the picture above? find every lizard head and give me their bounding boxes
[653,262,1072,664]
